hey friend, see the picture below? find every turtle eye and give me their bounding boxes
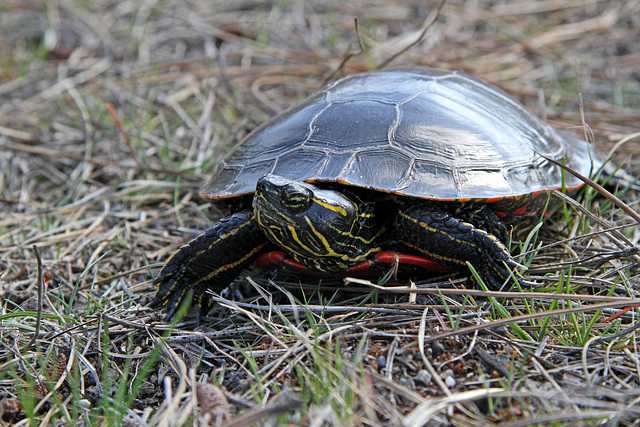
[280,184,312,211]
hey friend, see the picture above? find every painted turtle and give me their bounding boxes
[153,67,598,320]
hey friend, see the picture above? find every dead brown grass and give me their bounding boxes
[1,0,640,425]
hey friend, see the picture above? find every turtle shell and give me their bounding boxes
[202,67,598,202]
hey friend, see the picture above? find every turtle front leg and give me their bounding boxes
[153,210,268,320]
[395,204,524,290]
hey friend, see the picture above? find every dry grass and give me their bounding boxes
[1,0,640,425]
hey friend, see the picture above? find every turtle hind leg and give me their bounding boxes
[394,203,524,290]
[153,210,268,320]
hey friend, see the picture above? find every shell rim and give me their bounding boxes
[200,177,586,203]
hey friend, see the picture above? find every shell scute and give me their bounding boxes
[202,68,598,204]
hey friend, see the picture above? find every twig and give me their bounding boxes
[0,125,37,142]
[551,190,636,250]
[541,154,640,224]
[323,17,366,85]
[418,307,452,396]
[356,280,640,302]
[106,101,142,167]
[25,245,44,350]
[419,300,639,344]
[376,0,447,69]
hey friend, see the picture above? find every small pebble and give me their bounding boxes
[440,369,454,380]
[445,375,456,388]
[440,369,456,388]
[376,355,386,371]
[414,369,432,386]
[76,399,91,409]
[497,353,511,364]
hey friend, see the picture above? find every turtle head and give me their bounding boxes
[253,174,380,271]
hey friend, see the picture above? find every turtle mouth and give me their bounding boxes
[253,195,291,226]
